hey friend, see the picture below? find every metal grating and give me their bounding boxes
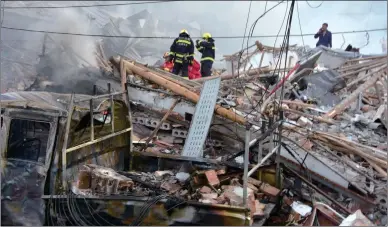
[181,77,221,157]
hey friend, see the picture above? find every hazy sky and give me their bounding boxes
[3,1,387,57]
[112,0,387,54]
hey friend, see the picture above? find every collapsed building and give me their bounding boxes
[1,4,388,227]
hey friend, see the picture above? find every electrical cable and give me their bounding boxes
[273,0,295,179]
[240,0,290,120]
[0,0,4,118]
[3,0,180,9]
[359,31,370,49]
[271,1,289,54]
[306,1,323,8]
[340,34,346,49]
[296,1,305,49]
[230,0,253,136]
[235,0,287,120]
[1,26,385,39]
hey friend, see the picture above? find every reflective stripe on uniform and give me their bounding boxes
[200,57,214,62]
[188,54,195,57]
[170,51,176,55]
[197,46,203,51]
[176,39,191,45]
[175,53,185,58]
[175,59,183,63]
[212,47,215,50]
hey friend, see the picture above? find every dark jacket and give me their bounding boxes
[314,30,332,48]
[196,38,215,62]
[170,33,194,63]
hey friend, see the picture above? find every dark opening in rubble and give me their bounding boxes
[185,113,193,122]
[7,119,51,164]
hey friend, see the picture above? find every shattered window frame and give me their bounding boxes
[6,118,51,165]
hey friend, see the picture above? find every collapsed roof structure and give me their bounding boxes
[1,3,387,226]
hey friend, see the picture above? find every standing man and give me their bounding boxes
[314,23,332,48]
[196,33,215,77]
[169,29,194,77]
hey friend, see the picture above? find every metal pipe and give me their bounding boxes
[248,145,279,177]
[142,99,181,150]
[108,83,114,133]
[242,124,251,208]
[314,202,346,220]
[90,99,94,141]
[61,94,75,190]
[66,127,132,153]
[75,91,125,103]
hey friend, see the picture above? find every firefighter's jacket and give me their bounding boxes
[170,34,195,64]
[196,38,215,62]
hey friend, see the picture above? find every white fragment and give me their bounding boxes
[175,172,190,183]
[291,201,312,217]
[234,156,244,164]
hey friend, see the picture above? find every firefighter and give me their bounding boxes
[196,32,215,77]
[169,29,194,77]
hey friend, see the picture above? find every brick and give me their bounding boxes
[298,138,314,150]
[201,193,218,200]
[199,186,212,194]
[222,186,255,212]
[205,170,220,186]
[161,182,181,194]
[247,183,259,193]
[216,168,226,175]
[248,177,280,197]
[252,200,265,218]
[361,105,371,113]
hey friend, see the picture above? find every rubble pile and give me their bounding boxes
[105,44,386,225]
[1,6,386,223]
[73,163,282,224]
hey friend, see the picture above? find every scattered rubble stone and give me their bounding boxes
[205,170,220,187]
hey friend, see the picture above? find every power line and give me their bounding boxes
[3,1,180,9]
[306,1,323,8]
[296,1,305,48]
[2,26,386,39]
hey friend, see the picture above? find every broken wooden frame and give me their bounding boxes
[61,88,133,190]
